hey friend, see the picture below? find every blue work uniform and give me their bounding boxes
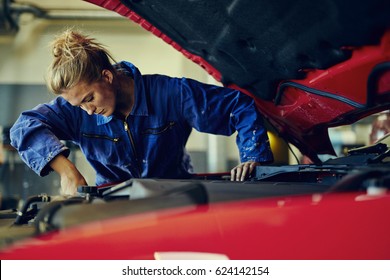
[10,61,273,186]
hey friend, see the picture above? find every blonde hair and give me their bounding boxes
[47,29,116,95]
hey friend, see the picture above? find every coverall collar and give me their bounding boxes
[96,61,149,126]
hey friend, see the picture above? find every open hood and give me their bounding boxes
[85,0,390,162]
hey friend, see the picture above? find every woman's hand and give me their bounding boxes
[58,168,88,196]
[50,154,88,196]
[230,161,261,181]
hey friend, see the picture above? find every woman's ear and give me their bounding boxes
[101,69,114,84]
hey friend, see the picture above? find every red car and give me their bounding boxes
[0,0,390,260]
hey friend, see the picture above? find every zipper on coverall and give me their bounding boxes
[124,119,141,178]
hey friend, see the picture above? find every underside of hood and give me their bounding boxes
[86,0,390,163]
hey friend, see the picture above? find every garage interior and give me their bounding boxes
[0,0,377,200]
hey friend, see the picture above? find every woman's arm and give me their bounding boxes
[49,154,88,195]
[179,78,274,180]
[10,97,81,177]
[10,97,88,192]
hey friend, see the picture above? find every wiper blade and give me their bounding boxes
[348,142,387,155]
[367,149,390,164]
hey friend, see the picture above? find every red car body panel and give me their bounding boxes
[252,33,390,157]
[1,192,390,260]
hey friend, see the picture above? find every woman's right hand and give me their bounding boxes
[59,168,88,196]
[50,154,88,196]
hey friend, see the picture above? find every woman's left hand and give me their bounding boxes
[230,161,261,181]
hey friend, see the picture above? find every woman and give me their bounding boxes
[10,29,274,195]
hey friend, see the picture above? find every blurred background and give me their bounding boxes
[0,0,379,200]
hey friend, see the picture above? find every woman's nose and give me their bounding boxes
[81,104,95,115]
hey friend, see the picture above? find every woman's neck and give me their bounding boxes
[115,75,135,118]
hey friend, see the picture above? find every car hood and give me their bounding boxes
[2,190,390,260]
[85,0,390,162]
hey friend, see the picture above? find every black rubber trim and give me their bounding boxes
[274,81,365,108]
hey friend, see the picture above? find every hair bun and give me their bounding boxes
[51,29,90,59]
[52,43,64,58]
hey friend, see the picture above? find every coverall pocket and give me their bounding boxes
[141,121,176,135]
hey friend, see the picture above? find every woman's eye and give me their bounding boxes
[85,96,94,103]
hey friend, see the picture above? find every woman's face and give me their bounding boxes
[61,70,116,117]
